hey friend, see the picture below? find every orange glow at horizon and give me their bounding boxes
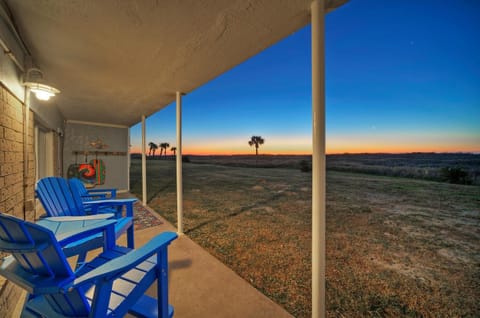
[130,144,479,155]
[325,132,480,154]
[130,131,479,155]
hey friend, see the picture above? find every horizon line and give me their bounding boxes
[130,151,480,156]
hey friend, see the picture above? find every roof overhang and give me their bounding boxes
[5,0,348,127]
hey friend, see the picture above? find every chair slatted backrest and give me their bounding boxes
[68,178,95,207]
[69,178,91,201]
[0,213,90,316]
[69,178,117,201]
[36,177,86,217]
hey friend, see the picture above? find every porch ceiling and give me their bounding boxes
[6,0,347,127]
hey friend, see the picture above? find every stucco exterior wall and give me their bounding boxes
[63,122,129,190]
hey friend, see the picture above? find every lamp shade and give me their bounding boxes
[23,68,60,101]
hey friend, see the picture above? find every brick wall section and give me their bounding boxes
[0,84,36,317]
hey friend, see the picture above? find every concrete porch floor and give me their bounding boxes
[11,198,293,317]
[120,202,293,318]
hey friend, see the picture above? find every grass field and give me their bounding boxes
[130,155,480,317]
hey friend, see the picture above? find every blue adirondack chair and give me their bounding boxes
[69,177,117,200]
[36,177,135,249]
[0,212,177,318]
[69,177,121,214]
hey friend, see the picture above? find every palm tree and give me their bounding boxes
[158,145,163,157]
[159,142,170,159]
[171,147,177,157]
[148,142,158,159]
[152,143,158,158]
[248,136,265,156]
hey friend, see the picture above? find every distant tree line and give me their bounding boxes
[327,164,477,185]
[326,153,480,186]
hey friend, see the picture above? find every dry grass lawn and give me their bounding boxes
[130,157,479,317]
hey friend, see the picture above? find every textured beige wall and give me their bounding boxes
[0,83,35,317]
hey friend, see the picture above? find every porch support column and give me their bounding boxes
[176,92,184,235]
[311,1,326,318]
[141,115,147,205]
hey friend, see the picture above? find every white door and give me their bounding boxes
[35,126,55,180]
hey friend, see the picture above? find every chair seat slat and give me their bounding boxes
[0,240,48,253]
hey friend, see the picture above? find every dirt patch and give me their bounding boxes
[437,248,471,264]
[251,206,274,213]
[370,255,435,284]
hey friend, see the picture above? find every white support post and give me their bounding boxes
[141,115,147,205]
[311,1,326,318]
[176,92,184,235]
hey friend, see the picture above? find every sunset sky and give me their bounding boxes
[130,0,480,155]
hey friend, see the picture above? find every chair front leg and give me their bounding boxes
[158,247,169,318]
[126,203,134,249]
[127,224,134,249]
[89,280,113,318]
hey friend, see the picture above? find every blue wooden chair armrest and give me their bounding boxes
[87,188,117,198]
[84,198,137,217]
[81,193,107,200]
[41,214,114,222]
[73,232,177,287]
[88,188,116,193]
[85,198,137,205]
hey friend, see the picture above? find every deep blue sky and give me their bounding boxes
[131,0,480,155]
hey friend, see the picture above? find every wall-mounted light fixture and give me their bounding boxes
[23,68,59,101]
